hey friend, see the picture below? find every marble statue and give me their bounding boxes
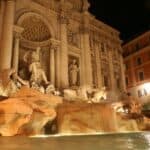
[30,81,45,94]
[91,87,107,103]
[45,84,55,95]
[29,47,49,85]
[0,68,29,97]
[69,59,79,86]
[63,89,77,101]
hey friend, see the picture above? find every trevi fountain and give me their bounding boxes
[0,0,149,149]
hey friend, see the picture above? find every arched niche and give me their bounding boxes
[17,12,55,39]
[16,12,55,81]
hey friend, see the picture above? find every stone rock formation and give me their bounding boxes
[56,101,143,134]
[0,68,29,97]
[0,87,62,136]
[56,102,118,134]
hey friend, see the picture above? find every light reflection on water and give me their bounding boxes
[0,132,150,150]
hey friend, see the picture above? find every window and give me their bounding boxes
[136,57,142,65]
[125,77,128,86]
[125,63,129,70]
[137,90,142,97]
[138,89,147,97]
[136,43,139,50]
[144,89,147,96]
[101,43,105,52]
[103,76,108,87]
[138,71,144,81]
[116,78,120,89]
[148,51,150,60]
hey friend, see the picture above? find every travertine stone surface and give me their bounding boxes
[56,102,118,133]
[0,0,15,70]
[0,87,62,136]
[0,0,125,91]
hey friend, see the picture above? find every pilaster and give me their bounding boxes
[49,42,58,85]
[108,50,115,90]
[0,0,5,44]
[59,10,69,88]
[80,13,93,86]
[12,25,24,73]
[0,0,15,70]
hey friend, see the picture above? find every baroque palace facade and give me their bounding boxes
[0,0,125,91]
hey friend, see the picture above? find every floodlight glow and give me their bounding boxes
[142,83,150,94]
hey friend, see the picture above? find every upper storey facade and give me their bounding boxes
[0,0,125,91]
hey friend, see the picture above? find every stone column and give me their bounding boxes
[12,26,24,73]
[0,0,15,70]
[60,12,69,88]
[0,0,5,43]
[95,43,103,88]
[55,46,60,88]
[12,36,20,72]
[80,30,86,86]
[80,13,93,86]
[50,44,55,85]
[120,53,126,91]
[108,50,115,90]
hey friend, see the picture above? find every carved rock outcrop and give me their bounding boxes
[0,87,62,136]
[56,102,118,133]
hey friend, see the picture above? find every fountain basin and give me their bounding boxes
[0,132,150,150]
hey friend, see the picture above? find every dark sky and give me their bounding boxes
[89,0,150,42]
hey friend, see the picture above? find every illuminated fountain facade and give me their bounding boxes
[0,0,148,136]
[0,0,126,91]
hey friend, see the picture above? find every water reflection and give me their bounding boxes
[0,132,150,150]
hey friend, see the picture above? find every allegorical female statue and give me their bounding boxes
[69,59,79,86]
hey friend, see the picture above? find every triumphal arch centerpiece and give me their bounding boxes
[0,0,126,91]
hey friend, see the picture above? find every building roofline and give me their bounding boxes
[89,13,120,35]
[123,30,150,47]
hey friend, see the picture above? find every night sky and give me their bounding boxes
[89,0,150,42]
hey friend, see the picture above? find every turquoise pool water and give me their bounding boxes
[0,132,150,150]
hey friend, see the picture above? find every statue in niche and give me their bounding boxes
[69,59,79,86]
[29,47,49,85]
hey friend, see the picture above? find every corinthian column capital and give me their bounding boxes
[58,13,69,24]
[13,25,24,38]
[49,40,59,51]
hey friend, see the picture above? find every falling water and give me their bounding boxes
[56,102,118,133]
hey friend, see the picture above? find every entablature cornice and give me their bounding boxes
[89,26,122,45]
[20,38,60,49]
[13,25,24,38]
[68,45,81,54]
[90,17,120,35]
